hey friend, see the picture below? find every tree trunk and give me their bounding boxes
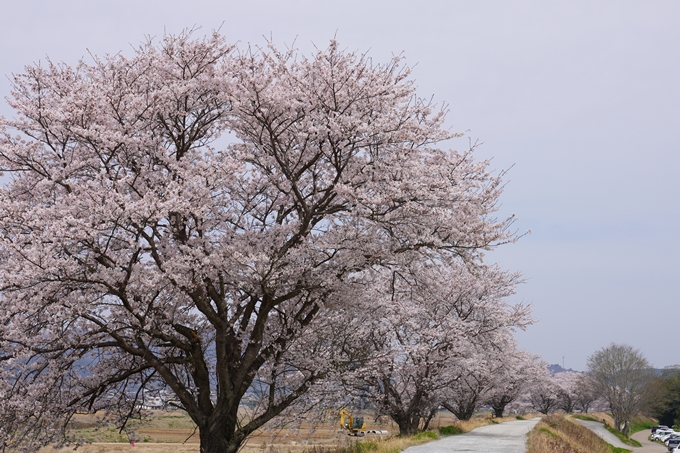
[199,424,244,453]
[199,429,230,453]
[195,407,247,453]
[492,405,505,418]
[442,402,475,421]
[393,414,421,436]
[456,406,475,421]
[421,408,437,431]
[621,420,630,438]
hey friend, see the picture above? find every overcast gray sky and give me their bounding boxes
[1,1,678,371]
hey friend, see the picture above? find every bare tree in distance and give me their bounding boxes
[587,343,656,436]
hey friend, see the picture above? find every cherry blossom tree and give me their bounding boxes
[485,350,546,418]
[347,263,530,434]
[0,31,517,453]
[553,371,581,413]
[572,373,600,413]
[528,378,558,414]
[440,346,509,421]
[440,361,491,421]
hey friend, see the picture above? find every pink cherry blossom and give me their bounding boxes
[0,30,525,453]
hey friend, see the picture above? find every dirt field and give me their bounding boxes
[38,410,403,453]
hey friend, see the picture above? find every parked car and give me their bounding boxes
[654,425,670,434]
[667,436,680,451]
[652,430,667,440]
[662,432,679,442]
[666,434,680,444]
[660,432,677,443]
[653,429,674,441]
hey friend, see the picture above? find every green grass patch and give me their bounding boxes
[411,430,438,441]
[539,427,560,438]
[603,425,641,447]
[571,414,597,422]
[438,425,463,436]
[609,447,631,453]
[74,426,130,443]
[516,415,524,420]
[629,417,656,435]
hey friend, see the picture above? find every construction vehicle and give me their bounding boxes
[339,407,366,436]
[333,408,388,436]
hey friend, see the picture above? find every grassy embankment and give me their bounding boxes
[527,414,639,453]
[629,417,657,434]
[572,413,654,447]
[527,414,629,453]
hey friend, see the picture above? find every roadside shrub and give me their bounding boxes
[438,425,463,436]
[412,431,438,441]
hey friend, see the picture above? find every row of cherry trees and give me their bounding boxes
[342,313,604,434]
[0,30,550,453]
[526,371,602,416]
[339,263,539,434]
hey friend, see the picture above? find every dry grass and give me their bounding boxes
[69,411,200,443]
[587,412,616,427]
[526,414,629,453]
[39,445,199,453]
[35,411,531,453]
[301,431,441,453]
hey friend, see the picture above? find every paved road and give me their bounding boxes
[402,419,539,453]
[631,429,667,452]
[574,419,630,449]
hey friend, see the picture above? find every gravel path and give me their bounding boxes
[631,429,668,452]
[402,418,539,453]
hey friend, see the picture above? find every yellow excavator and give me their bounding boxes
[330,408,388,436]
[339,407,366,436]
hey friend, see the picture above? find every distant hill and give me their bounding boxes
[547,364,668,375]
[547,364,580,375]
